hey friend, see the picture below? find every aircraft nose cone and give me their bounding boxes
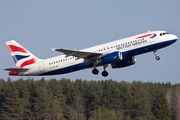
[173,35,178,41]
[171,34,178,43]
[174,35,178,43]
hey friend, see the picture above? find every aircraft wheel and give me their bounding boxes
[155,56,160,60]
[92,68,99,75]
[102,71,108,77]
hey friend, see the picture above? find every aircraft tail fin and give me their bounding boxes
[5,40,38,68]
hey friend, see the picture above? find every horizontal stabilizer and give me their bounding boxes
[4,68,29,72]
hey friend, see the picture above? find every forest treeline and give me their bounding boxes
[0,78,179,120]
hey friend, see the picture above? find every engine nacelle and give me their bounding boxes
[111,56,136,68]
[99,51,122,65]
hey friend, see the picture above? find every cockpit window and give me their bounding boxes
[160,32,169,36]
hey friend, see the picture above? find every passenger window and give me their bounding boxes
[163,33,166,35]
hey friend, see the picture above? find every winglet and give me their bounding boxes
[51,48,55,53]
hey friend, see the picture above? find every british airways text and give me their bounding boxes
[117,39,147,50]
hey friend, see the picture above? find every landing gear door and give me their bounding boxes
[119,51,123,60]
[39,61,45,72]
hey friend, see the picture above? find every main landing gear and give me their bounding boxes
[92,68,99,75]
[153,50,160,60]
[92,63,109,77]
[102,64,108,77]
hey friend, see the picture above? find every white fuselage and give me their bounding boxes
[18,31,177,76]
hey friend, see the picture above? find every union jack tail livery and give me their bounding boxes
[6,40,38,68]
[5,40,41,75]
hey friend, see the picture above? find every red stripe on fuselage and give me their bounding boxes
[136,33,155,39]
[18,58,37,68]
[7,45,28,53]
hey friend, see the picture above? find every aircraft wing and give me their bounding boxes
[51,48,102,61]
[4,68,29,72]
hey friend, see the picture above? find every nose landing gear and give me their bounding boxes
[153,50,160,60]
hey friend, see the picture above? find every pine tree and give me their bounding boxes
[154,89,172,120]
[16,78,30,119]
[119,81,131,116]
[130,81,152,119]
[124,115,131,120]
[0,78,19,119]
[47,78,66,119]
[33,78,49,119]
[28,79,37,119]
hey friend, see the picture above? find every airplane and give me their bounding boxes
[4,30,177,77]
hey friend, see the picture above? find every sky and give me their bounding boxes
[0,1,180,84]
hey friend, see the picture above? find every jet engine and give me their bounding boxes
[111,56,136,68]
[98,51,122,65]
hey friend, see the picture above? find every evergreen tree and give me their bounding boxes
[16,78,30,119]
[101,80,121,110]
[33,78,49,119]
[154,89,172,120]
[28,78,37,119]
[118,81,131,116]
[50,96,64,120]
[116,110,124,120]
[124,115,131,120]
[130,81,152,119]
[47,78,67,119]
[0,78,19,119]
[0,78,177,119]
